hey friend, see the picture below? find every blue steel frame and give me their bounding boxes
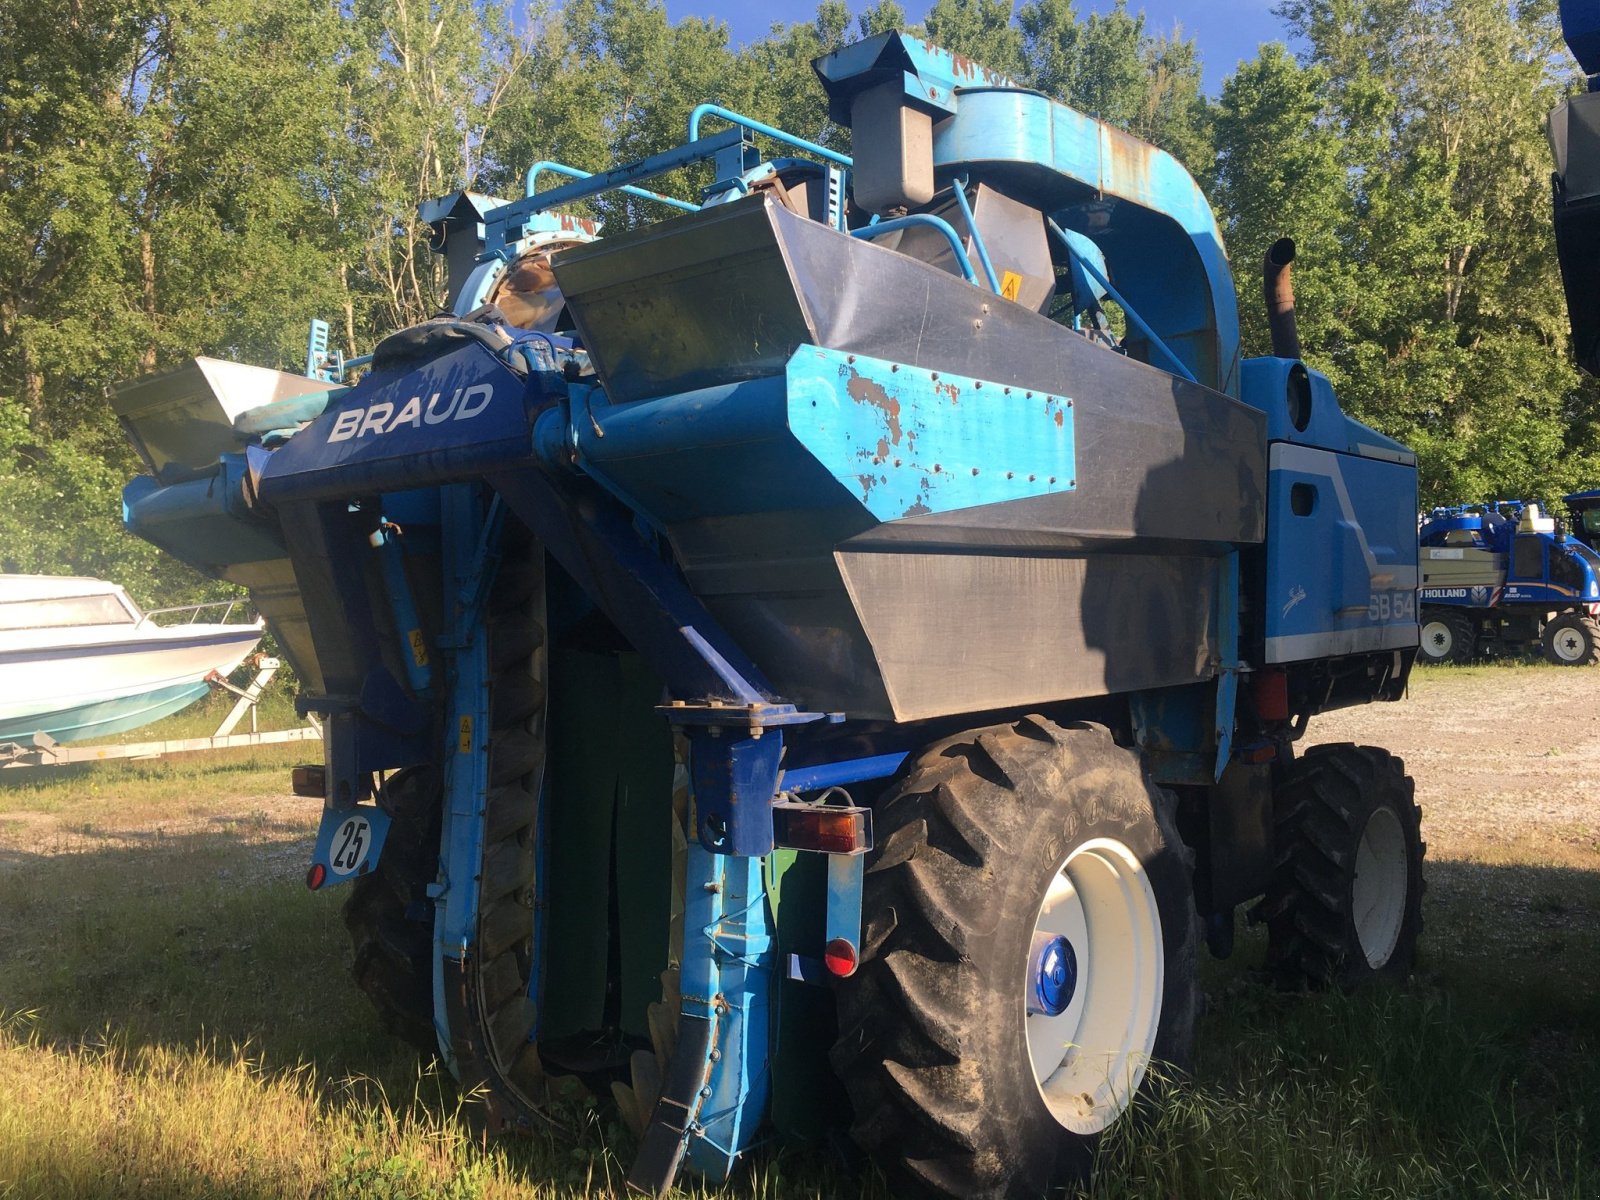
[430,484,505,1074]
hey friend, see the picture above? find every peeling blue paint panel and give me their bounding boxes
[785,345,1076,522]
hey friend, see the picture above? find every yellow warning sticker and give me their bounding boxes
[1000,270,1023,302]
[458,715,473,753]
[407,629,429,668]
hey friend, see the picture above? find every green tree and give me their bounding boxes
[1271,0,1600,502]
[922,0,1027,79]
[1211,43,1352,356]
[1017,0,1212,171]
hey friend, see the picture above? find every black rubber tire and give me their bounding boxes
[342,532,545,1105]
[344,765,443,1054]
[1541,612,1600,666]
[1260,744,1425,989]
[830,716,1199,1199]
[1418,607,1475,664]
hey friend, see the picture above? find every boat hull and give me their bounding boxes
[0,680,215,744]
[0,626,262,744]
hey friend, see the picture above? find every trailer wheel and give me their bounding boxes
[831,717,1198,1198]
[1541,612,1600,665]
[1261,744,1424,989]
[1418,608,1474,664]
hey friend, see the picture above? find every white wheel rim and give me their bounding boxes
[1419,619,1454,659]
[1025,837,1163,1134]
[1552,627,1586,661]
[1352,806,1407,967]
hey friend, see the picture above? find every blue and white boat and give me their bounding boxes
[0,575,263,744]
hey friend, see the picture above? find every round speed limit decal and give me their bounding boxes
[328,814,373,877]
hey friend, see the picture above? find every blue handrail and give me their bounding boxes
[1047,219,1197,384]
[852,215,977,284]
[688,103,853,169]
[524,160,698,214]
[950,176,1000,293]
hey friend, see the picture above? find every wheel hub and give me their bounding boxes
[1027,931,1079,1017]
[1025,838,1164,1135]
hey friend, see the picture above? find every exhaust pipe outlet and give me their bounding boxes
[1263,236,1302,360]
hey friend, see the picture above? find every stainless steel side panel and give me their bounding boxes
[836,549,1218,721]
[555,195,1263,721]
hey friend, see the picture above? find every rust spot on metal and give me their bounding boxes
[857,473,876,499]
[904,498,932,517]
[1054,408,1065,428]
[875,437,890,464]
[934,380,961,405]
[846,370,903,446]
[557,213,600,236]
[1103,126,1156,197]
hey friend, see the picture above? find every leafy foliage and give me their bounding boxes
[0,0,1594,596]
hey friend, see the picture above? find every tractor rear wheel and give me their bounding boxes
[831,717,1198,1198]
[1418,608,1474,664]
[1541,612,1600,666]
[1260,744,1424,989]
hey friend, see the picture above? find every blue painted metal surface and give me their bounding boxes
[1047,219,1197,383]
[430,483,499,1069]
[370,522,434,697]
[306,318,334,382]
[1263,444,1419,663]
[1563,0,1600,77]
[1238,357,1414,463]
[123,456,287,571]
[525,159,697,214]
[950,176,1001,292]
[688,104,852,169]
[686,729,784,857]
[825,852,864,972]
[308,802,393,890]
[678,838,773,1180]
[785,346,1076,522]
[813,30,1019,123]
[483,127,744,257]
[1027,931,1077,1017]
[258,342,540,505]
[780,752,907,794]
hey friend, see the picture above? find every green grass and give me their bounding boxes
[0,676,1595,1198]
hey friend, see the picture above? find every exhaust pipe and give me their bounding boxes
[1263,237,1301,360]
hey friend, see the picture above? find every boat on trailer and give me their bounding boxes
[0,574,263,744]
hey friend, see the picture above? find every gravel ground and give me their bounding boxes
[1311,662,1600,863]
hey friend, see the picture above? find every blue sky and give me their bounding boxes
[660,0,1291,94]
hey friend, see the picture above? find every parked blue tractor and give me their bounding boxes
[1418,500,1600,665]
[110,34,1425,1198]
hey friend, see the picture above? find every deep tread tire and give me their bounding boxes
[1541,612,1600,666]
[1418,607,1475,664]
[1261,744,1425,989]
[831,717,1199,1199]
[343,526,549,1113]
[344,766,443,1054]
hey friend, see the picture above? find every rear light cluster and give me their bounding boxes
[771,800,873,855]
[291,764,327,798]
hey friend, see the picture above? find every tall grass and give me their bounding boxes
[0,683,1594,1198]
